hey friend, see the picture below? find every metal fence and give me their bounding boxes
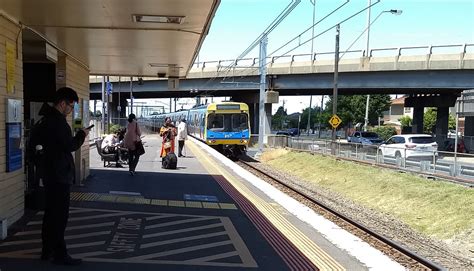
[266,135,474,181]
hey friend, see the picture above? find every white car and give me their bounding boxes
[378,134,438,160]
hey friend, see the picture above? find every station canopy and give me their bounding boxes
[3,0,220,78]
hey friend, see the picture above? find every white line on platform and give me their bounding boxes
[109,191,142,196]
[191,138,405,271]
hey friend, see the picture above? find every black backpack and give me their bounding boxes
[162,152,177,169]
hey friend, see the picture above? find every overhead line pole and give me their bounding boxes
[101,76,106,135]
[364,0,371,132]
[254,0,302,157]
[307,0,316,136]
[130,77,133,115]
[258,36,268,154]
[332,24,340,155]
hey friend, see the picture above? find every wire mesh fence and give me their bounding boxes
[265,135,474,180]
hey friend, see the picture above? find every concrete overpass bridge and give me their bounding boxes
[90,44,474,99]
[90,44,474,143]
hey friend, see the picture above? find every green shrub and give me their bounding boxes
[371,126,397,141]
[108,124,121,134]
[399,115,412,128]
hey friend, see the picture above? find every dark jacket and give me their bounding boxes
[37,103,86,185]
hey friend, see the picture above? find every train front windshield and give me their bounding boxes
[207,114,249,132]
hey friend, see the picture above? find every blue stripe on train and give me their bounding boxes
[206,129,250,140]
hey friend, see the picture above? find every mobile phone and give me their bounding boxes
[85,124,95,129]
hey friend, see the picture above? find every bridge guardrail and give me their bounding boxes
[192,43,474,73]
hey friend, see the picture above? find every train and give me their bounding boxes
[146,102,251,158]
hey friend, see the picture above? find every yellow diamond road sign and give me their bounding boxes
[329,114,342,129]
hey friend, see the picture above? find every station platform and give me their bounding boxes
[0,134,405,271]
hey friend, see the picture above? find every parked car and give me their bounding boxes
[378,134,438,159]
[447,129,462,139]
[347,131,384,145]
[287,128,299,136]
[276,128,299,136]
[276,131,290,136]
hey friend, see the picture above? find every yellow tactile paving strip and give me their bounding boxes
[187,141,345,271]
[70,192,238,210]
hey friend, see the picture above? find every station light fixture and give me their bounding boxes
[388,9,403,15]
[132,14,185,24]
[149,63,170,68]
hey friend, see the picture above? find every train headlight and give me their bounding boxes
[241,139,248,143]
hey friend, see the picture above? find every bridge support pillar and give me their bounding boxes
[231,93,272,136]
[464,117,474,152]
[405,94,458,135]
[412,106,424,134]
[435,107,449,147]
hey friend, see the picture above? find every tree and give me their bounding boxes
[323,94,391,128]
[399,115,412,128]
[299,105,322,131]
[271,106,288,130]
[371,126,397,141]
[423,108,456,134]
[423,108,438,134]
[287,113,300,129]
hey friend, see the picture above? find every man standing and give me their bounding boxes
[177,118,188,157]
[38,87,90,265]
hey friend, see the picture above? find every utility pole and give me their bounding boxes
[117,76,121,120]
[129,77,133,115]
[365,0,372,57]
[306,96,312,135]
[307,0,316,136]
[364,95,370,131]
[331,24,340,155]
[101,76,106,135]
[318,95,324,138]
[106,76,111,133]
[364,0,372,132]
[257,35,268,154]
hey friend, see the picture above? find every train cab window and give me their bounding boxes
[208,113,248,132]
[207,114,224,131]
[232,114,248,131]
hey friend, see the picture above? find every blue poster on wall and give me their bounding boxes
[6,122,22,172]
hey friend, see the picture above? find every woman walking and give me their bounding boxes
[124,114,141,175]
[160,117,177,158]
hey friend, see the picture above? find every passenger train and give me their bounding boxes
[147,102,251,158]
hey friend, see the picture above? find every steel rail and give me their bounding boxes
[238,158,446,271]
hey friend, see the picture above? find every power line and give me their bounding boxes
[194,0,301,99]
[220,0,381,82]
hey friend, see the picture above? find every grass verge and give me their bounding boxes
[261,149,474,255]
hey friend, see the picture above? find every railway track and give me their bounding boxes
[237,158,446,271]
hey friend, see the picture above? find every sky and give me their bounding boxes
[195,0,474,114]
[130,0,474,116]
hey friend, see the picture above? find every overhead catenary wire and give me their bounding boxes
[221,0,301,78]
[197,0,347,99]
[218,0,351,84]
[195,0,302,98]
[266,0,350,61]
[219,0,381,83]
